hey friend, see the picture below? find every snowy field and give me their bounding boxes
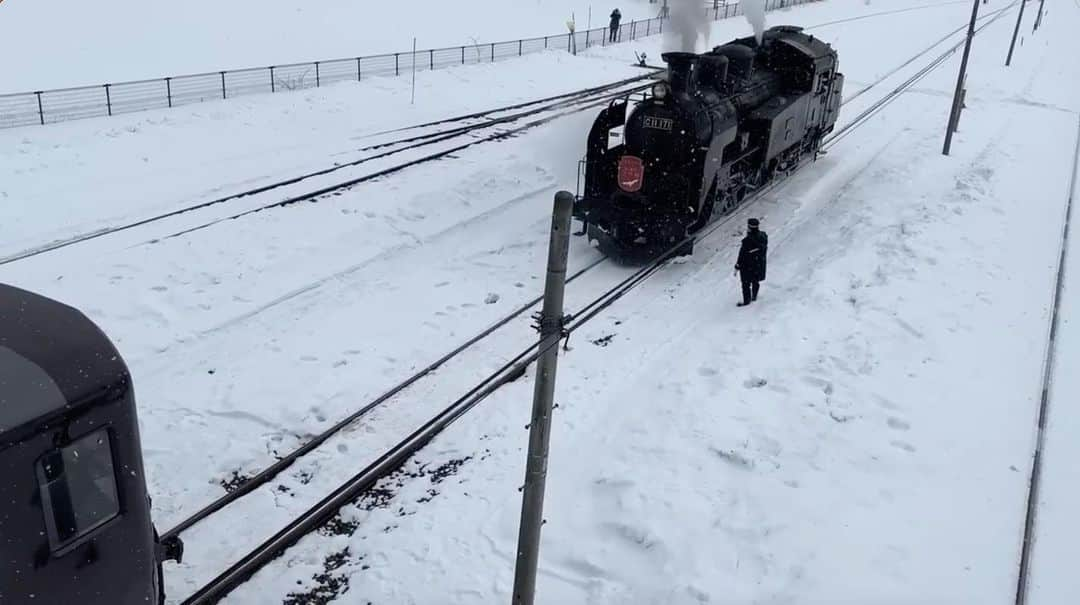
[3,0,1079,603]
[211,4,1079,604]
[0,0,662,93]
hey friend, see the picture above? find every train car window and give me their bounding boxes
[35,428,120,552]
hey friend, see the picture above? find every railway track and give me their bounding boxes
[1013,114,1080,605]
[170,8,1022,601]
[0,3,998,271]
[0,74,656,267]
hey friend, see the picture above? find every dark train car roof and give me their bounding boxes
[0,283,128,438]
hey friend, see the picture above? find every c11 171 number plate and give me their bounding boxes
[644,116,674,131]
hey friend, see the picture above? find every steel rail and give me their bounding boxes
[0,75,656,267]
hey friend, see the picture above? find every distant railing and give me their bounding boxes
[0,0,817,130]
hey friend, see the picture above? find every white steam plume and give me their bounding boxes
[663,0,710,52]
[743,0,767,45]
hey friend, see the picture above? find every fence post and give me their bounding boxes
[510,191,573,605]
[491,43,495,62]
[165,78,173,107]
[519,39,523,56]
[567,33,572,52]
[220,72,226,99]
[104,84,112,116]
[357,58,362,81]
[395,53,400,76]
[631,21,636,40]
[430,49,434,70]
[545,36,549,49]
[646,20,651,36]
[315,62,321,87]
[659,17,663,34]
[35,91,44,125]
[270,66,276,92]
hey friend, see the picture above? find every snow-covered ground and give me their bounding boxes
[3,0,1078,602]
[0,0,662,93]
[0,53,648,260]
[215,4,1079,603]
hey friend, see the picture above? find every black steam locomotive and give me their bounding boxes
[0,284,182,604]
[575,25,844,254]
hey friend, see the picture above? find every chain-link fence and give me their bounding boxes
[0,0,817,130]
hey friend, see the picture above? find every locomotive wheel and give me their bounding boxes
[716,191,739,217]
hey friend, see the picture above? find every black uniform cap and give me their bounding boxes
[748,218,760,228]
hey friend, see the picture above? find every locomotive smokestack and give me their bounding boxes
[661,51,699,95]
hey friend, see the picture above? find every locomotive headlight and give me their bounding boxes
[652,82,670,100]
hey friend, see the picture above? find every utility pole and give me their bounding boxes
[943,0,981,156]
[1033,0,1046,32]
[1006,0,1028,66]
[511,192,574,605]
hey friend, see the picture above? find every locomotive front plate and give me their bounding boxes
[643,116,673,131]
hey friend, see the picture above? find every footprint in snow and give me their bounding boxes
[886,417,911,431]
[890,440,916,453]
[744,377,767,389]
[710,447,754,470]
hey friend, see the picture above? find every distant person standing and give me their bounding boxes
[735,218,768,307]
[609,8,622,42]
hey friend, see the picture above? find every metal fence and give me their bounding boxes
[0,0,817,130]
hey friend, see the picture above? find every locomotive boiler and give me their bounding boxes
[575,25,844,254]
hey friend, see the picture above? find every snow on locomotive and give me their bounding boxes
[575,25,844,254]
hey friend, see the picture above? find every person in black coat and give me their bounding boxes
[735,218,768,306]
[609,9,622,42]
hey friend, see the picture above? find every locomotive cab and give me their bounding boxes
[0,283,181,604]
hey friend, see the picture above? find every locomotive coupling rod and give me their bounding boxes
[512,191,574,605]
